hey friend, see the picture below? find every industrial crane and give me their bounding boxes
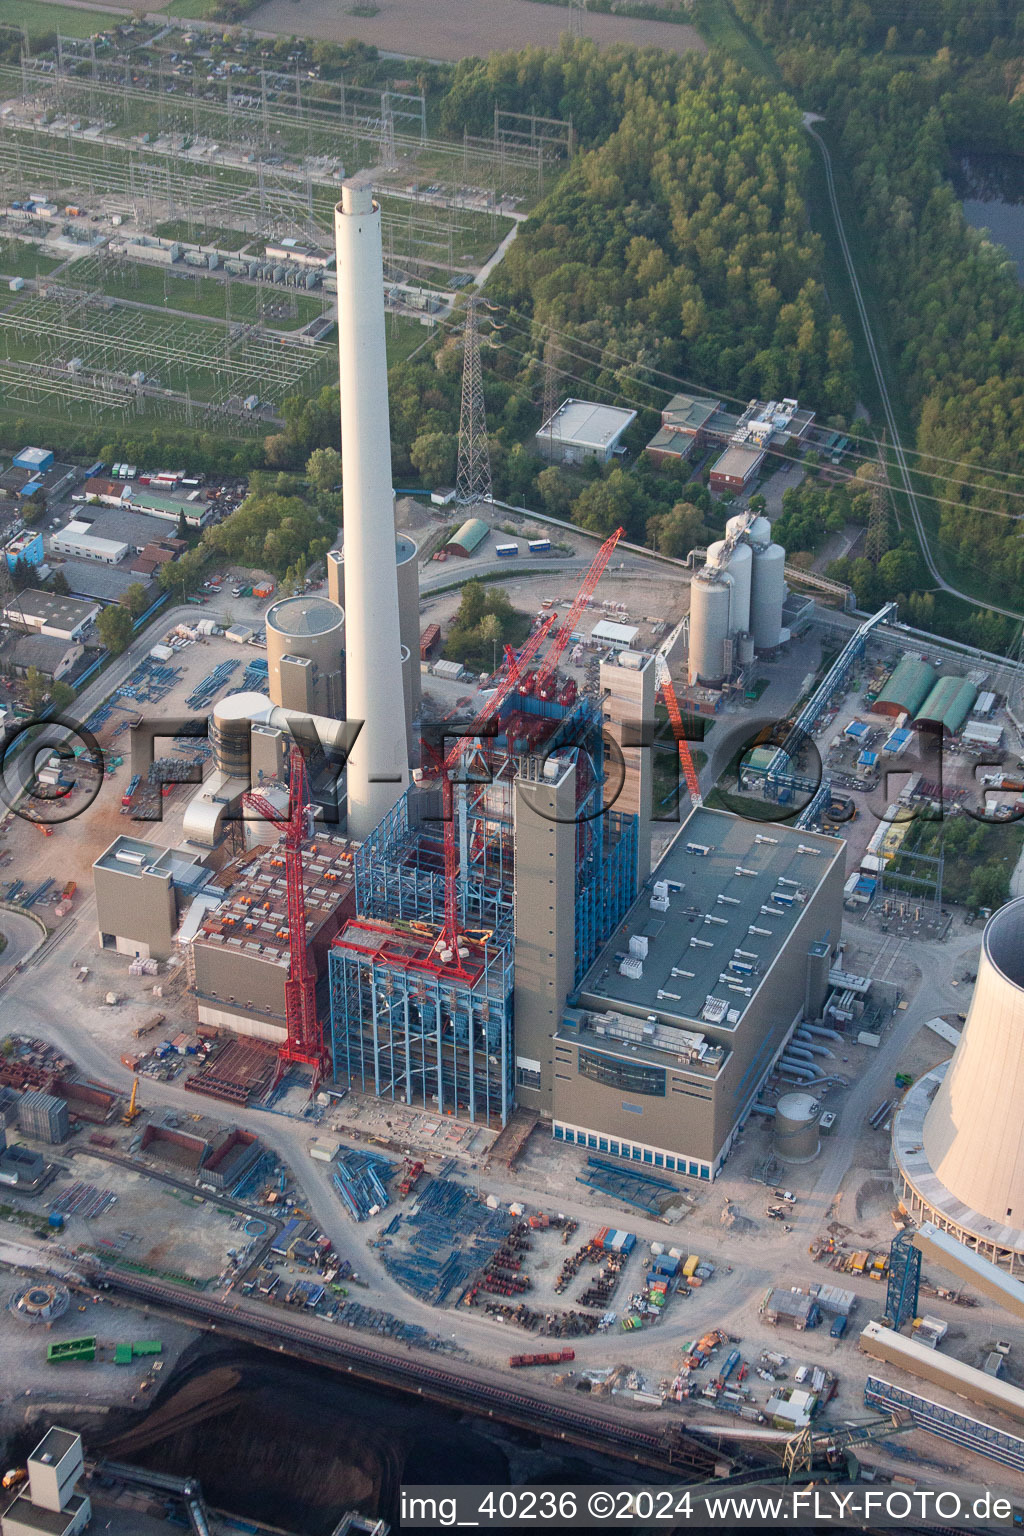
[532,526,624,700]
[430,614,556,972]
[121,1077,140,1125]
[782,1411,912,1480]
[243,751,327,1087]
[654,656,702,809]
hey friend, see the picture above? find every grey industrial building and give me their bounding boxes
[538,806,844,1180]
[2,590,98,640]
[93,836,214,961]
[1,1428,91,1536]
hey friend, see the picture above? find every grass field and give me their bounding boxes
[692,0,780,81]
[0,240,64,279]
[0,1,122,39]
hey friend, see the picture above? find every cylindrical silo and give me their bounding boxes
[687,567,732,686]
[921,899,1024,1226]
[746,513,772,548]
[774,1090,821,1164]
[750,540,786,652]
[736,631,755,667]
[265,594,345,718]
[707,538,751,637]
[210,692,271,777]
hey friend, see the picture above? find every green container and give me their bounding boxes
[114,1343,133,1366]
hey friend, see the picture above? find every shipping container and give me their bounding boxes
[494,543,518,558]
[528,538,551,553]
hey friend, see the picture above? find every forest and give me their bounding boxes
[728,0,1024,641]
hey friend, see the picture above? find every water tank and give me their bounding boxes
[707,538,751,637]
[774,1090,821,1164]
[688,567,732,686]
[210,692,270,776]
[266,594,345,717]
[750,541,786,652]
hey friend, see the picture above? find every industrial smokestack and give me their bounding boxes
[921,898,1024,1226]
[335,182,410,838]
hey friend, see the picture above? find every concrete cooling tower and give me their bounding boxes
[893,897,1024,1272]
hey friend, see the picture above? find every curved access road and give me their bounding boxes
[803,115,1024,624]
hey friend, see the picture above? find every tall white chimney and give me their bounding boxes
[335,183,409,838]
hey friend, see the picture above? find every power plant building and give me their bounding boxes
[329,693,639,1126]
[548,807,844,1179]
[893,897,1024,1272]
[189,831,358,1042]
[93,836,214,961]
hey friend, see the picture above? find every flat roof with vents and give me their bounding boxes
[576,806,843,1030]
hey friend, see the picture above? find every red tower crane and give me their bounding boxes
[533,525,624,699]
[656,658,702,809]
[430,614,556,972]
[243,750,328,1086]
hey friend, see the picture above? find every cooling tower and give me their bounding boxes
[335,183,410,837]
[707,537,751,637]
[922,899,1024,1225]
[687,566,732,686]
[750,539,786,652]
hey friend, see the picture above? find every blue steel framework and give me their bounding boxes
[329,693,638,1124]
[885,1229,922,1331]
[864,1376,1024,1473]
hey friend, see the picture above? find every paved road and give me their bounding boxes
[804,116,1024,624]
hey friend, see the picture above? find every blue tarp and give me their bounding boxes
[858,750,879,767]
[844,720,869,739]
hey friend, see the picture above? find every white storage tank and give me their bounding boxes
[736,631,755,667]
[750,540,786,652]
[688,566,732,686]
[774,1090,821,1163]
[707,537,751,637]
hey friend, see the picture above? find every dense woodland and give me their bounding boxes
[729,0,1024,642]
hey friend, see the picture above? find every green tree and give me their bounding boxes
[410,432,456,487]
[306,447,343,494]
[48,569,70,596]
[97,604,134,656]
[25,666,47,711]
[125,583,150,619]
[175,507,188,540]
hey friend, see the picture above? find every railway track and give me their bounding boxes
[86,1265,723,1477]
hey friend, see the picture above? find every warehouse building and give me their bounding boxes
[709,443,765,492]
[51,520,129,564]
[1,589,98,639]
[874,654,937,718]
[914,675,978,736]
[546,806,845,1179]
[93,836,215,961]
[536,399,637,465]
[444,517,490,557]
[0,633,82,683]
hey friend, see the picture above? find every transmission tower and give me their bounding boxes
[455,295,492,507]
[569,0,586,39]
[378,104,397,173]
[865,432,891,566]
[542,337,563,458]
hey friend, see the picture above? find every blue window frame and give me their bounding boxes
[554,1125,564,1141]
[598,1137,608,1152]
[654,1153,664,1168]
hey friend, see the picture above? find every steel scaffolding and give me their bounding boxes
[330,694,638,1124]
